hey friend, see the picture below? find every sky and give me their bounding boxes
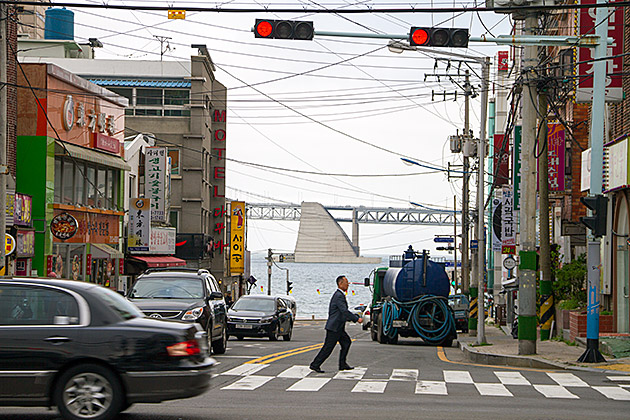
[62,0,513,256]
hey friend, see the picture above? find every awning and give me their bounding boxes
[88,78,191,88]
[91,243,124,259]
[129,256,187,268]
[55,141,131,171]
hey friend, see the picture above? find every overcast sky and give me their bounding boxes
[65,0,512,256]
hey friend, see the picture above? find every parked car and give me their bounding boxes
[127,268,228,354]
[0,278,215,420]
[227,295,293,341]
[448,294,470,333]
[362,306,372,330]
[350,304,367,319]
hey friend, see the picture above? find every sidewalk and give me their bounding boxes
[457,323,630,374]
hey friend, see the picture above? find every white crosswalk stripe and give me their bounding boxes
[547,372,589,387]
[220,363,268,376]
[390,369,419,381]
[415,381,448,395]
[333,367,367,380]
[222,375,273,390]
[608,376,630,382]
[592,386,630,401]
[278,365,312,379]
[533,385,579,399]
[287,377,330,392]
[352,380,388,393]
[475,383,513,397]
[444,370,474,384]
[494,371,531,386]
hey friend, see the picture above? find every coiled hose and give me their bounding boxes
[382,295,456,345]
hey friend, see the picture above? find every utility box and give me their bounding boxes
[449,135,462,154]
[462,138,477,157]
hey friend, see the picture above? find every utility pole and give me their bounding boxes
[453,195,458,291]
[154,35,172,61]
[476,57,490,345]
[267,248,272,296]
[463,70,474,336]
[519,13,540,355]
[0,4,7,275]
[537,73,553,341]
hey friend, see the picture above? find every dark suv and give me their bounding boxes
[127,268,228,354]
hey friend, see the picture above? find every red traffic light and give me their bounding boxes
[255,20,274,38]
[410,28,429,46]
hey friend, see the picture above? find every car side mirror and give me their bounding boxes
[210,291,223,300]
[364,277,370,287]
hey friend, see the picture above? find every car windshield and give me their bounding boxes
[232,298,275,312]
[129,278,204,299]
[99,287,144,320]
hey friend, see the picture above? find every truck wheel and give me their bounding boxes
[377,314,388,344]
[370,319,377,341]
[441,337,453,348]
[388,333,398,345]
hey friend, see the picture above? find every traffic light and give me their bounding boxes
[580,194,608,237]
[254,19,314,40]
[409,27,469,48]
[287,280,293,294]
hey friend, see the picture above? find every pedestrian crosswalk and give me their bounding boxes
[218,364,630,401]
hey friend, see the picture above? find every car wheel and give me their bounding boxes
[236,335,244,341]
[362,324,368,331]
[283,323,293,341]
[212,325,228,354]
[269,325,279,341]
[54,363,123,420]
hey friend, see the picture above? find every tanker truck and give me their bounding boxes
[365,246,457,347]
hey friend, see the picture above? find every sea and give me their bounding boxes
[248,254,387,319]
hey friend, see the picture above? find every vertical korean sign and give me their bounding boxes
[230,201,245,274]
[146,147,167,222]
[128,198,150,252]
[501,187,516,254]
[211,104,228,262]
[493,134,510,186]
[576,0,624,102]
[547,123,566,191]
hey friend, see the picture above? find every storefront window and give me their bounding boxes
[52,244,86,281]
[74,162,85,205]
[62,159,74,204]
[54,158,62,203]
[87,166,96,206]
[97,168,106,208]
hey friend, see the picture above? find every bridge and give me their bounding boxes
[245,202,460,263]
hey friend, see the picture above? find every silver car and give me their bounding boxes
[362,306,372,330]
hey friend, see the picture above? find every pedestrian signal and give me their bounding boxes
[580,194,608,237]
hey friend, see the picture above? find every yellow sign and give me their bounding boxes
[230,201,245,275]
[5,233,16,257]
[168,10,186,19]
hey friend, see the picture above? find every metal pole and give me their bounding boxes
[578,0,608,363]
[267,248,272,296]
[476,57,490,345]
[518,13,539,355]
[454,195,458,292]
[0,4,7,275]
[463,71,475,336]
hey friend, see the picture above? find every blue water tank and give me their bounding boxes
[45,7,74,40]
[382,257,449,301]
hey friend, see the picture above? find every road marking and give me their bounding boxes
[352,380,388,393]
[278,365,312,379]
[390,369,419,381]
[415,381,448,395]
[592,386,630,401]
[533,385,579,399]
[547,373,589,387]
[436,346,551,372]
[221,375,273,390]
[494,371,531,386]
[333,367,367,380]
[220,364,268,376]
[444,370,474,384]
[244,343,323,364]
[216,355,262,359]
[474,383,513,397]
[608,376,630,382]
[287,377,330,392]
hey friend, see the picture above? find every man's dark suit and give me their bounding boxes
[310,289,360,370]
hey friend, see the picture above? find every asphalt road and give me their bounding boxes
[3,321,629,420]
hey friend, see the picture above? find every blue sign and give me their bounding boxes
[470,240,478,249]
[444,262,462,268]
[434,237,454,243]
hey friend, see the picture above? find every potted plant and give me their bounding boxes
[553,255,587,341]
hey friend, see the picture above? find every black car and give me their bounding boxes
[0,278,215,420]
[227,295,293,341]
[127,268,228,354]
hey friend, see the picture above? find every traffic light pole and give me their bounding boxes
[267,248,272,296]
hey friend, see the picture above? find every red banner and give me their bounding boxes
[493,134,510,186]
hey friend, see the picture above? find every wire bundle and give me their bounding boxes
[382,295,455,345]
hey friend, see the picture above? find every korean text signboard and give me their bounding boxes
[491,196,502,252]
[493,134,510,186]
[146,147,167,222]
[211,106,228,258]
[547,123,566,192]
[13,193,32,227]
[230,201,245,275]
[606,138,628,191]
[577,0,624,102]
[149,226,176,254]
[128,198,150,252]
[501,186,516,254]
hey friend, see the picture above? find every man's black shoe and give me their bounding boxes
[339,365,354,371]
[310,366,325,373]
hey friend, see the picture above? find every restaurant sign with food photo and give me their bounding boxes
[50,212,79,240]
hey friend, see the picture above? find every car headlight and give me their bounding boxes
[260,316,274,323]
[182,307,204,321]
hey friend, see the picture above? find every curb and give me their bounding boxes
[458,341,630,375]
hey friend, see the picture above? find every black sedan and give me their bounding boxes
[0,278,215,420]
[227,295,293,341]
